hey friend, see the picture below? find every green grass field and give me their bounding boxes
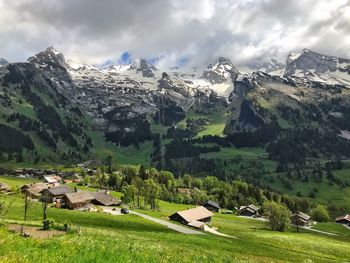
[264,172,350,210]
[1,175,350,262]
[177,109,229,137]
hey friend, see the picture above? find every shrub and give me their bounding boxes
[311,205,330,222]
[263,201,290,232]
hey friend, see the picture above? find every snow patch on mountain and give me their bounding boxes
[284,49,350,86]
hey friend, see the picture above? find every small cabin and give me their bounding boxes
[238,204,260,217]
[21,183,48,199]
[40,186,75,203]
[203,200,220,212]
[335,214,350,225]
[43,175,62,185]
[64,191,94,210]
[170,206,214,225]
[290,212,311,226]
[91,192,121,206]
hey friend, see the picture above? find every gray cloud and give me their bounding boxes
[0,0,349,68]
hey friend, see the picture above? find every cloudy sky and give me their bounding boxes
[0,0,349,69]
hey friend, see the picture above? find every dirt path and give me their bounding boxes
[129,210,204,235]
[8,224,65,239]
[302,226,338,236]
[203,225,237,238]
[342,224,350,231]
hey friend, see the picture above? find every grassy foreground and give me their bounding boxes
[1,176,350,262]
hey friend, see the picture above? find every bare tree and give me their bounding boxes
[21,192,32,235]
[40,192,50,230]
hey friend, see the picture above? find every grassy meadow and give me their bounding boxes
[1,175,350,262]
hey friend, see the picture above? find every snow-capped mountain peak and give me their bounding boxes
[202,57,239,84]
[284,49,350,86]
[28,46,66,68]
[129,58,157,78]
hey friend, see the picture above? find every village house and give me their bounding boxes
[15,168,24,175]
[335,214,350,225]
[91,192,121,206]
[169,206,214,226]
[238,204,260,217]
[43,175,62,185]
[0,182,11,193]
[290,212,311,226]
[40,186,75,203]
[64,191,94,210]
[203,200,220,212]
[21,182,49,199]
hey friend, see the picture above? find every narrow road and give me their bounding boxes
[342,224,350,231]
[129,210,204,235]
[301,226,338,236]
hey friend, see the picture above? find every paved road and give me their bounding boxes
[343,224,350,231]
[129,210,204,235]
[300,226,338,236]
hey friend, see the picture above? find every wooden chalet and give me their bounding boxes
[21,183,48,199]
[40,186,75,203]
[203,200,220,212]
[64,191,94,210]
[290,212,311,226]
[335,214,350,225]
[43,175,62,185]
[90,192,121,206]
[238,204,260,217]
[0,182,11,193]
[169,206,214,225]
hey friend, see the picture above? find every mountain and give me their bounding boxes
[1,47,350,183]
[248,58,284,74]
[0,58,8,66]
[284,48,350,86]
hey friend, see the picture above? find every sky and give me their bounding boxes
[0,0,349,69]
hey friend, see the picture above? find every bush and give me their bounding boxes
[43,219,55,230]
[311,205,330,222]
[263,201,290,232]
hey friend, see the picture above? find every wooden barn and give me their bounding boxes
[335,214,350,225]
[203,200,220,212]
[238,204,260,217]
[290,212,311,226]
[91,192,121,206]
[169,206,214,225]
[64,191,94,210]
[40,186,75,203]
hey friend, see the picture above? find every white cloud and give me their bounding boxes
[0,0,349,68]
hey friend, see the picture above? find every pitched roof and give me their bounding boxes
[173,206,213,223]
[44,186,74,196]
[27,183,48,195]
[91,192,121,206]
[205,200,220,209]
[65,191,94,204]
[291,212,310,221]
[43,175,61,184]
[0,182,10,191]
[239,204,260,212]
[336,214,350,222]
[187,220,205,229]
